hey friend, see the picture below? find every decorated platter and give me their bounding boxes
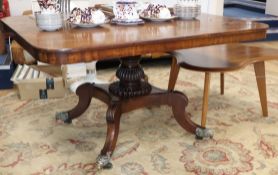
[139,15,177,22]
[72,21,108,28]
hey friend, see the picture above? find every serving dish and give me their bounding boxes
[139,15,176,22]
[111,18,144,26]
[72,20,108,28]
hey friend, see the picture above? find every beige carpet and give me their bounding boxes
[1,60,278,175]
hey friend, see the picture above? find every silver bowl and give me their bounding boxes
[35,13,63,31]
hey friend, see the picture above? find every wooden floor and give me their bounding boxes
[1,41,278,97]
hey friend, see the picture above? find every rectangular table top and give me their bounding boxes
[1,14,268,64]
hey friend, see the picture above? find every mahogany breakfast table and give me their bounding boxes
[1,14,268,169]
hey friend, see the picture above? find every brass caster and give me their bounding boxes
[55,112,72,124]
[96,152,113,169]
[195,127,214,140]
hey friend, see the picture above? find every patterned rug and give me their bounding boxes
[1,61,278,175]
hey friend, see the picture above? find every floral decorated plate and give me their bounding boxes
[139,15,177,22]
[111,18,145,26]
[71,20,109,28]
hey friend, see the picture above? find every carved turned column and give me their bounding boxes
[109,56,151,98]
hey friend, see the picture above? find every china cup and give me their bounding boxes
[113,1,139,21]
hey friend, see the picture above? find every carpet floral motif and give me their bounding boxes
[180,139,253,175]
[0,142,57,168]
[253,127,278,158]
[31,162,99,175]
[135,123,171,142]
[121,162,148,175]
[151,146,171,174]
[1,62,278,175]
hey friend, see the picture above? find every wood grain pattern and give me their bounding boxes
[201,72,211,127]
[168,56,180,91]
[1,14,268,64]
[220,73,224,95]
[254,61,268,117]
[175,44,278,72]
[169,43,278,127]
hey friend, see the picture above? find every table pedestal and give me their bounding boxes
[56,56,213,169]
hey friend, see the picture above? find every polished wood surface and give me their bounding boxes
[254,62,268,116]
[168,56,180,91]
[220,73,225,95]
[1,14,268,64]
[168,43,277,127]
[174,44,278,72]
[56,82,198,166]
[201,72,211,127]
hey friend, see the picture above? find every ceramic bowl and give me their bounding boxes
[35,13,63,31]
